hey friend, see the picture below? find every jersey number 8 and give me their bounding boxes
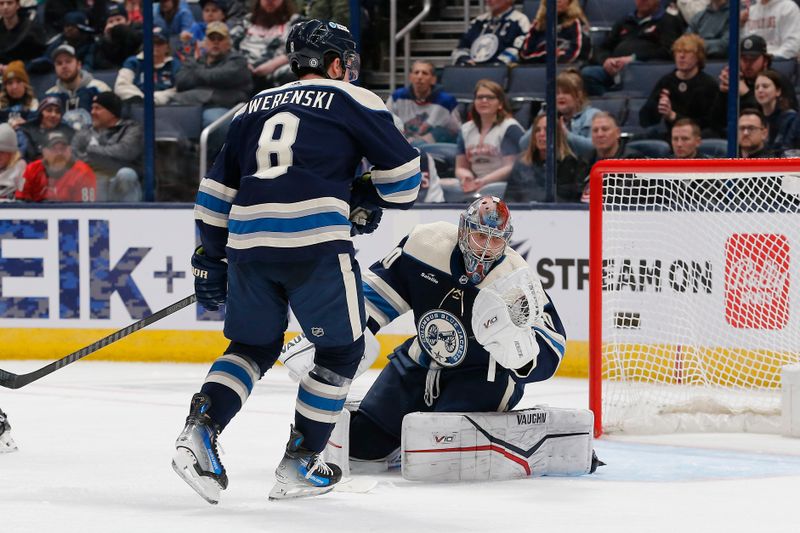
[254,112,300,180]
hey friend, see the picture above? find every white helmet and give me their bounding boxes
[458,196,513,283]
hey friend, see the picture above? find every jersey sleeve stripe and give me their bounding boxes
[364,299,391,328]
[198,177,238,201]
[226,229,352,249]
[194,205,230,228]
[371,156,421,182]
[229,197,349,216]
[533,325,566,360]
[362,271,410,317]
[375,184,420,205]
[195,191,234,215]
[363,286,400,325]
[228,212,350,234]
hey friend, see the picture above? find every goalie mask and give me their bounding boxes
[286,19,360,82]
[458,196,513,283]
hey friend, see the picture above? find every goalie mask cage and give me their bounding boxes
[589,158,800,437]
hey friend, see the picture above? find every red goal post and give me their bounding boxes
[589,158,800,437]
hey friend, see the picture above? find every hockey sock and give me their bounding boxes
[200,340,280,429]
[294,365,352,452]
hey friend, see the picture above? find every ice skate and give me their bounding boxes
[0,409,18,453]
[171,393,228,504]
[269,425,342,501]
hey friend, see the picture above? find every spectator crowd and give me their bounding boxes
[1,0,800,204]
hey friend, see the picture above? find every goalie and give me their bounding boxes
[282,197,600,480]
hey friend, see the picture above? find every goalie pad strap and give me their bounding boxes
[401,407,594,481]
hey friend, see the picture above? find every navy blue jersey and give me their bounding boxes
[194,78,422,262]
[362,222,566,384]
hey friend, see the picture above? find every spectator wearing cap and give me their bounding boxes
[116,27,179,105]
[43,0,112,36]
[172,20,252,122]
[93,3,143,70]
[71,92,143,201]
[153,0,195,40]
[580,0,686,96]
[232,0,300,91]
[0,60,38,128]
[38,11,97,70]
[19,96,74,162]
[743,0,800,60]
[46,44,111,129]
[711,34,798,135]
[686,0,729,59]
[17,130,96,202]
[179,0,227,61]
[0,0,46,67]
[0,122,26,200]
[639,34,720,140]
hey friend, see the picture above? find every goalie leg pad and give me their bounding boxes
[401,407,594,481]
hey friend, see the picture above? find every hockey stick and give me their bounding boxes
[0,294,197,390]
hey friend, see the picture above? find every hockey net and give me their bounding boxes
[589,159,800,436]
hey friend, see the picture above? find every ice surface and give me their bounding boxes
[1,361,798,533]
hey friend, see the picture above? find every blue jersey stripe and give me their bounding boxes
[196,191,233,215]
[229,212,350,235]
[374,173,422,195]
[533,326,566,358]
[363,283,401,322]
[297,387,347,413]
[209,360,254,392]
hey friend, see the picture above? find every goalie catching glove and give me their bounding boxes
[191,246,227,311]
[471,268,546,374]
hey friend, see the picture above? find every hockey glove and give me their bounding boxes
[349,206,383,235]
[349,172,383,235]
[191,246,227,311]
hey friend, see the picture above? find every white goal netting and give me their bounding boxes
[593,163,800,434]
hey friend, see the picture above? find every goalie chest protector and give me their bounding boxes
[363,222,529,370]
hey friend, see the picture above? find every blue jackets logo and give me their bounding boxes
[417,309,467,367]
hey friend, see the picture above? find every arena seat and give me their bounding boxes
[507,66,547,100]
[440,66,508,100]
[590,97,627,125]
[420,142,458,179]
[698,138,728,157]
[620,97,647,136]
[92,70,119,89]
[129,105,204,141]
[30,72,57,99]
[584,0,631,29]
[620,62,675,97]
[626,139,672,158]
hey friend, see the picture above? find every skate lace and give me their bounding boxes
[304,456,332,479]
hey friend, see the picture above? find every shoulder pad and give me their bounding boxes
[402,222,459,273]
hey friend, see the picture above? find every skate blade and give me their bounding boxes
[172,448,222,505]
[268,480,334,501]
[0,433,17,453]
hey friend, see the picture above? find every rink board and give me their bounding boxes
[0,205,590,375]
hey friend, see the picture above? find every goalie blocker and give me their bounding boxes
[325,406,597,481]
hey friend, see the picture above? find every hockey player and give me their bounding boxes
[0,408,17,453]
[172,19,421,504]
[281,197,599,478]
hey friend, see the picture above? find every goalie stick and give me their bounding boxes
[0,294,197,390]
